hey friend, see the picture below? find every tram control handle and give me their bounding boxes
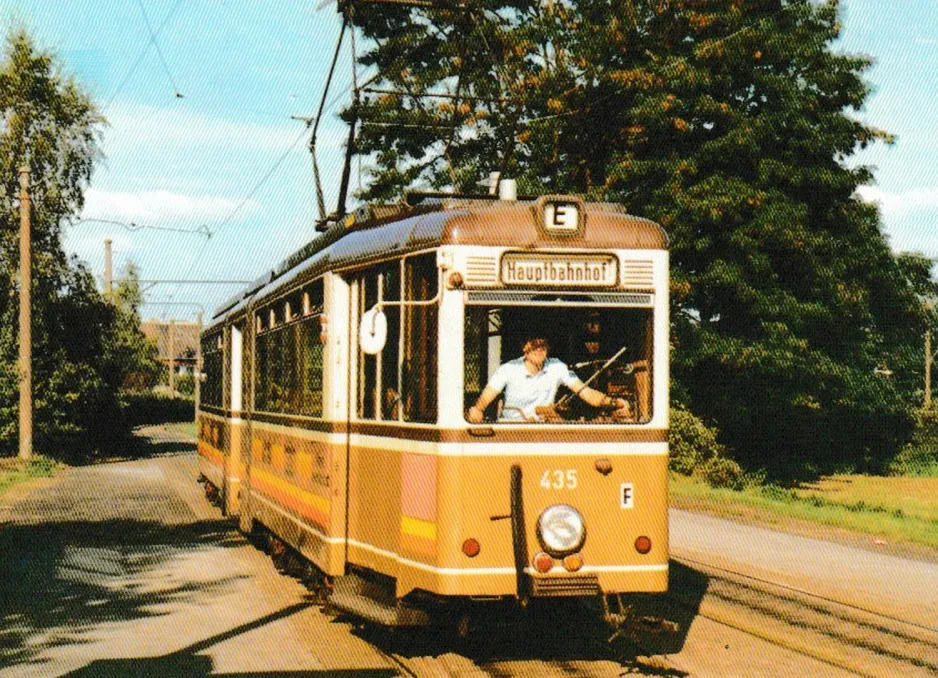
[556,345,630,410]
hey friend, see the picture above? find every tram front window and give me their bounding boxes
[464,304,654,424]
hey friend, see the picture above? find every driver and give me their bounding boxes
[466,336,629,423]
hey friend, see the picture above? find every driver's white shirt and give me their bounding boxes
[487,357,580,421]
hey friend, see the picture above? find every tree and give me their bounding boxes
[350,0,558,200]
[0,31,115,459]
[346,0,935,476]
[589,0,936,475]
[106,263,162,392]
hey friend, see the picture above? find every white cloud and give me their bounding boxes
[82,187,257,224]
[855,185,938,217]
[101,102,346,155]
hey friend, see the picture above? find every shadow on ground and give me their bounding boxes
[0,518,244,669]
[60,602,397,678]
[344,560,708,677]
[76,425,197,466]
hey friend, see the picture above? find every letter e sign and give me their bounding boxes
[620,482,634,509]
[544,202,579,232]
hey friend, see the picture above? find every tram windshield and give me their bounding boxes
[464,298,654,424]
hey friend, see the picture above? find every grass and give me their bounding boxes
[670,472,938,554]
[161,421,197,440]
[0,455,58,499]
[891,460,938,478]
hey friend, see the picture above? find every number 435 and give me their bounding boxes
[541,469,577,490]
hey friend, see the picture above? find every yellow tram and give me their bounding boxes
[198,191,669,626]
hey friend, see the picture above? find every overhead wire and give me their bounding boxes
[164,13,373,302]
[170,122,313,301]
[134,0,184,97]
[106,0,185,109]
[96,4,362,320]
[76,217,211,237]
[343,2,801,196]
[128,2,476,310]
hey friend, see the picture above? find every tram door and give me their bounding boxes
[227,324,244,514]
[346,255,439,575]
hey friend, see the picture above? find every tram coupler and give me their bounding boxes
[601,594,678,644]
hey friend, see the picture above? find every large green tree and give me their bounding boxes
[0,32,147,459]
[347,0,936,475]
[107,263,162,392]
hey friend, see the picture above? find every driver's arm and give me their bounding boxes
[468,386,501,423]
[571,378,628,411]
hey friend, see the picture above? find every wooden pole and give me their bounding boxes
[195,312,202,422]
[104,238,113,301]
[926,330,932,409]
[18,167,32,460]
[168,320,176,399]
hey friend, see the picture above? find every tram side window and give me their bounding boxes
[255,319,269,411]
[241,323,251,414]
[463,305,654,424]
[300,281,324,416]
[354,254,437,423]
[403,254,437,423]
[201,333,223,408]
[356,264,401,420]
[254,280,325,417]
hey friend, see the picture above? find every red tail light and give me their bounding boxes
[462,538,480,558]
[533,552,554,573]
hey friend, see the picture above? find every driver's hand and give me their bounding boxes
[612,398,632,418]
[467,405,484,423]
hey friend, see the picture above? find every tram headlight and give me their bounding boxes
[536,504,586,556]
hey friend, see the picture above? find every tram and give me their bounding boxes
[197,187,669,626]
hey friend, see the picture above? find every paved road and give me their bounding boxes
[666,513,938,677]
[671,508,938,629]
[2,426,936,677]
[0,427,396,677]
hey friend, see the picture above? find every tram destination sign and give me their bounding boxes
[500,253,618,288]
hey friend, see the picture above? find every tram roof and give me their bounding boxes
[209,198,667,323]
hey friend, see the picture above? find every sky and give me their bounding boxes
[0,0,935,324]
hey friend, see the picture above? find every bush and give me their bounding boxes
[120,391,194,427]
[670,405,746,488]
[175,371,195,397]
[889,407,938,476]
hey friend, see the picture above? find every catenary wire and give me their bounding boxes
[169,122,313,302]
[106,0,185,109]
[76,217,211,237]
[134,0,184,97]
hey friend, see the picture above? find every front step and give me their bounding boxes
[329,572,430,627]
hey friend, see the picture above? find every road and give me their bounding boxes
[0,425,935,677]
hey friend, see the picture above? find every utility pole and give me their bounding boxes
[168,320,176,399]
[194,311,202,422]
[926,330,932,409]
[18,167,32,460]
[104,238,113,301]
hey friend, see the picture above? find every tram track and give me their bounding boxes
[373,553,938,677]
[348,601,685,678]
[256,514,938,676]
[660,555,938,677]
